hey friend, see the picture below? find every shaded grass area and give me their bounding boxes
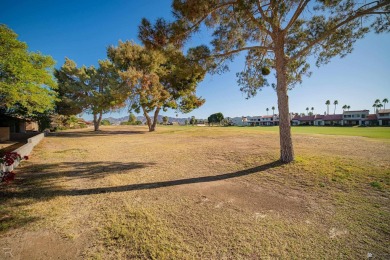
[0,125,389,259]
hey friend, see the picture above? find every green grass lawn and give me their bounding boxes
[232,126,390,139]
[165,125,390,139]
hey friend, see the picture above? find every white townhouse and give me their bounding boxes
[377,109,390,126]
[228,109,387,127]
[343,110,369,126]
[246,116,262,126]
[259,115,274,126]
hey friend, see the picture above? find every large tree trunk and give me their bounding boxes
[93,112,103,131]
[142,107,161,132]
[143,109,152,131]
[150,107,161,132]
[275,41,294,163]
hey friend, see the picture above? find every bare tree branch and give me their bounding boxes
[240,1,273,35]
[179,1,237,37]
[284,0,310,31]
[213,45,274,58]
[256,0,273,25]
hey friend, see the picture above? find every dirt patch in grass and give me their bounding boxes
[0,125,389,259]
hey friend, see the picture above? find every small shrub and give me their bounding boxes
[370,181,383,190]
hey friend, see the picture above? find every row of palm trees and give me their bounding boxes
[325,100,339,115]
[342,105,351,111]
[266,98,388,117]
[265,106,277,115]
[373,98,388,113]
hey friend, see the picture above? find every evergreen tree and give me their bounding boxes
[173,0,389,162]
[55,59,125,131]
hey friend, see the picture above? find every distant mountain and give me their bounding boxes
[104,116,129,125]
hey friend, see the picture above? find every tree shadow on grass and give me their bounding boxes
[0,205,40,233]
[1,160,283,201]
[0,161,152,233]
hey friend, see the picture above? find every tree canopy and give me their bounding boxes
[173,0,389,162]
[0,24,57,117]
[108,18,208,132]
[54,58,126,131]
[208,112,224,125]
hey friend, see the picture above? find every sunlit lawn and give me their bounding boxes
[0,125,389,259]
[233,125,390,139]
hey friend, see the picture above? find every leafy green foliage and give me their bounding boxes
[108,19,207,131]
[128,113,137,124]
[162,116,169,125]
[54,59,126,130]
[208,112,224,125]
[189,116,196,125]
[101,119,111,126]
[0,24,57,116]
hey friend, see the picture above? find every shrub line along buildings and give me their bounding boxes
[232,109,390,127]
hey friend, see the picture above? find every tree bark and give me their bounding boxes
[143,109,152,131]
[150,107,161,132]
[93,112,103,131]
[275,39,294,163]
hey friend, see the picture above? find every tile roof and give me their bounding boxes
[299,115,315,121]
[343,110,369,113]
[323,114,343,120]
[314,114,324,120]
[367,114,378,120]
[378,109,390,114]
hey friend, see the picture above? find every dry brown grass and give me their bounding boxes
[0,125,389,259]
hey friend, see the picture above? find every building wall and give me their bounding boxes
[0,127,10,142]
[231,117,246,126]
[26,121,39,131]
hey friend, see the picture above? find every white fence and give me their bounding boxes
[1,133,45,172]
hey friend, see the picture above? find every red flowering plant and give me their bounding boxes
[0,152,28,183]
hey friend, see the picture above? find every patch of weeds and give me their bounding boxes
[0,205,39,233]
[370,181,383,191]
[96,207,188,259]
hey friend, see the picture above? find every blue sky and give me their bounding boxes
[2,0,389,120]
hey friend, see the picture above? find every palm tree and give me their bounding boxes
[271,106,275,115]
[383,98,388,110]
[373,103,378,114]
[325,100,330,115]
[266,108,269,115]
[347,105,350,111]
[342,105,347,111]
[373,99,382,113]
[333,100,338,114]
[306,107,309,115]
[311,107,314,115]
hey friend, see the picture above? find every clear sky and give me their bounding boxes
[2,0,389,120]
